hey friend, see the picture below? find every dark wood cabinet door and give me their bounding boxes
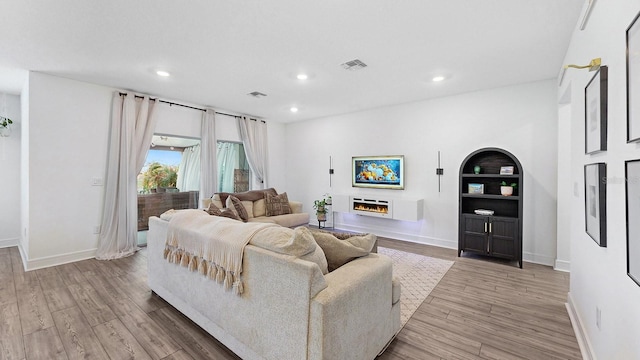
[489,217,518,259]
[461,214,488,253]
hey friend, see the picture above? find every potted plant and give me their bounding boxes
[0,116,13,137]
[313,198,328,221]
[500,181,517,196]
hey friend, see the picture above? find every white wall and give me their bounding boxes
[561,1,640,358]
[0,93,21,247]
[285,79,560,265]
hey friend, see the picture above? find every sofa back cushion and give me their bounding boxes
[218,188,278,206]
[250,226,328,274]
[311,231,377,272]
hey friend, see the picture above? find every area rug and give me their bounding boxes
[378,247,454,326]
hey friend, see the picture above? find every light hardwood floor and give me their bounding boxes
[0,238,580,360]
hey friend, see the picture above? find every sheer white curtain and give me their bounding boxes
[200,109,217,202]
[177,144,201,191]
[96,92,157,260]
[217,142,238,193]
[238,116,268,189]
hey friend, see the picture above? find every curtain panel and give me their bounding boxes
[200,109,217,202]
[238,116,268,189]
[96,92,157,260]
[177,144,201,191]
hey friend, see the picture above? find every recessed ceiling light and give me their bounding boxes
[290,107,299,113]
[432,76,445,82]
[156,70,171,77]
[296,73,308,80]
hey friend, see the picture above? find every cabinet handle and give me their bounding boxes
[489,222,492,233]
[484,222,487,233]
[487,239,490,253]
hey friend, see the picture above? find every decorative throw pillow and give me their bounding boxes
[227,195,249,222]
[205,202,222,216]
[218,208,241,221]
[265,192,291,216]
[311,231,377,271]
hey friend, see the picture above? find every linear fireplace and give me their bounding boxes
[350,197,393,218]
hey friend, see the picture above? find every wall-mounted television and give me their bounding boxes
[352,155,404,190]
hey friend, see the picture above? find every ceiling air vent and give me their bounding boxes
[247,91,267,98]
[341,59,368,71]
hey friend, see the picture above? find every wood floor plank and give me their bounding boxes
[23,326,68,360]
[52,306,110,360]
[162,349,196,360]
[148,307,241,360]
[43,287,78,313]
[16,285,55,335]
[109,297,181,359]
[56,263,88,286]
[0,334,25,360]
[67,283,117,327]
[92,318,152,360]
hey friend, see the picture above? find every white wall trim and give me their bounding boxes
[554,259,571,272]
[332,222,457,250]
[23,248,97,271]
[566,292,595,360]
[523,251,555,267]
[0,237,19,248]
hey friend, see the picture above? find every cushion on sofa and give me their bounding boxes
[311,231,377,271]
[218,208,242,221]
[265,192,292,216]
[250,226,328,274]
[227,196,249,222]
[206,202,223,216]
[253,198,266,217]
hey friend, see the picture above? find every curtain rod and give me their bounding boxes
[118,92,264,122]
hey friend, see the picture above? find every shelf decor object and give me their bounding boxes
[585,66,608,154]
[584,163,607,247]
[625,160,640,286]
[458,147,523,268]
[627,11,640,142]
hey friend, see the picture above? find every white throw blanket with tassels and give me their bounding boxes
[164,209,279,295]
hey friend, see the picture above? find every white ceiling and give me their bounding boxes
[0,0,584,123]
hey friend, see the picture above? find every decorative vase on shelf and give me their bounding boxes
[473,165,481,174]
[501,186,513,196]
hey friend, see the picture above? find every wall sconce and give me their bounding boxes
[558,58,602,87]
[0,116,12,137]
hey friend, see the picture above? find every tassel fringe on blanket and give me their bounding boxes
[164,245,244,295]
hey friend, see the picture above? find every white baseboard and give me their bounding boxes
[566,292,595,360]
[331,222,458,250]
[23,248,97,271]
[523,251,555,267]
[0,237,19,248]
[554,259,571,272]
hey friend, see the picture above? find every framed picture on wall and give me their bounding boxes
[627,12,640,142]
[584,163,607,247]
[626,160,640,286]
[585,66,608,154]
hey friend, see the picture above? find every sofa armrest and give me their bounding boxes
[289,200,304,213]
[308,253,399,360]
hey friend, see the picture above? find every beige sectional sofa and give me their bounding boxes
[147,211,401,360]
[202,188,310,228]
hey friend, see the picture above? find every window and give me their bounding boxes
[217,141,250,193]
[137,136,201,234]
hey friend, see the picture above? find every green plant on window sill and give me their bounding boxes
[0,116,13,128]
